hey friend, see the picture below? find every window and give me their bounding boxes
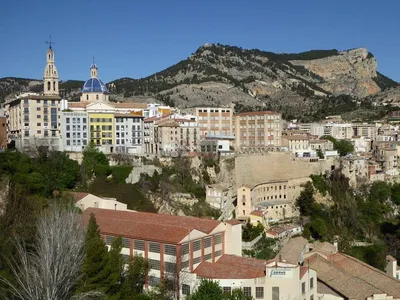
[37,122,41,126]
[134,239,145,251]
[37,107,41,111]
[66,140,70,145]
[214,250,222,257]
[272,287,279,300]
[182,284,190,295]
[243,287,251,297]
[223,287,231,294]
[204,253,212,261]
[193,256,201,265]
[149,259,160,270]
[96,94,99,100]
[256,287,264,299]
[215,234,222,244]
[164,244,176,256]
[149,242,160,253]
[105,235,115,245]
[182,243,189,255]
[164,262,176,273]
[193,240,201,251]
[310,277,314,289]
[181,260,189,269]
[37,130,41,134]
[86,95,89,100]
[66,118,70,124]
[37,115,41,119]
[122,254,130,263]
[310,295,314,300]
[122,237,130,248]
[204,237,212,248]
[24,131,30,137]
[302,282,306,294]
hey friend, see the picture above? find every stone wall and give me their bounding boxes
[235,152,335,188]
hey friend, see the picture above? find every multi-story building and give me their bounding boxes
[176,118,199,153]
[184,106,234,139]
[61,111,89,152]
[154,119,181,156]
[83,208,317,300]
[281,135,310,154]
[234,111,282,150]
[89,113,114,153]
[5,46,62,151]
[352,123,376,140]
[114,113,144,154]
[323,123,353,140]
[236,179,306,220]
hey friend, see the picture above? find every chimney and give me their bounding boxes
[333,241,338,252]
[386,255,397,278]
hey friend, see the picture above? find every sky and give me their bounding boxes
[1,0,399,83]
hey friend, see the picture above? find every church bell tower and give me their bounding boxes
[43,37,59,96]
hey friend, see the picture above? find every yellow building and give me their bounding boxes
[89,113,114,153]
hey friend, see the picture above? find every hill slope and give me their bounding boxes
[1,44,398,121]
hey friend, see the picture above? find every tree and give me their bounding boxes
[120,254,149,299]
[391,183,400,205]
[82,141,111,179]
[296,181,315,216]
[0,204,102,300]
[187,279,224,300]
[103,237,124,298]
[77,213,109,294]
[369,181,391,203]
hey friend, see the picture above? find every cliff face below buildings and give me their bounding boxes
[1,44,398,121]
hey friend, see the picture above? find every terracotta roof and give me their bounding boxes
[266,224,301,236]
[194,254,266,279]
[83,208,221,244]
[225,219,242,225]
[328,252,400,298]
[306,254,385,299]
[309,241,337,257]
[277,237,308,264]
[250,210,264,217]
[235,111,280,117]
[156,119,179,127]
[299,266,308,279]
[144,116,163,123]
[114,113,144,118]
[113,103,148,109]
[68,192,89,202]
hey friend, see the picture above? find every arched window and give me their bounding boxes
[48,54,51,60]
[96,94,99,100]
[47,81,51,91]
[53,81,56,91]
[86,95,89,101]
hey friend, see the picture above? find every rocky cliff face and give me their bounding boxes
[290,48,380,97]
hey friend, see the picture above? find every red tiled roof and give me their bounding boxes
[83,208,221,244]
[299,266,308,279]
[225,219,242,225]
[194,255,266,279]
[68,102,88,108]
[250,210,264,217]
[68,192,89,202]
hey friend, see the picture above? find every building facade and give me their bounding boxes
[234,111,282,150]
[5,46,62,151]
[89,113,114,153]
[114,114,144,154]
[61,111,89,152]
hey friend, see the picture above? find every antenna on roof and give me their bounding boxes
[45,35,55,49]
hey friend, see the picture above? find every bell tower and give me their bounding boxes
[43,36,59,96]
[90,57,98,78]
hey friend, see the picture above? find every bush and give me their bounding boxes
[111,165,133,184]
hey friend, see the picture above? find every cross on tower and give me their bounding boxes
[45,35,55,49]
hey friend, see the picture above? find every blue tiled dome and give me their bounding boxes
[82,78,108,93]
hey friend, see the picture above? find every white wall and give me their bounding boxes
[76,195,128,211]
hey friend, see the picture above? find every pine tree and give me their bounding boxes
[120,254,149,299]
[103,236,124,299]
[77,213,109,294]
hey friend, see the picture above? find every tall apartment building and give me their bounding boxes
[323,123,353,140]
[61,112,89,152]
[176,118,199,153]
[114,114,144,154]
[352,123,376,140]
[184,106,234,139]
[154,119,181,156]
[234,111,282,150]
[5,46,62,151]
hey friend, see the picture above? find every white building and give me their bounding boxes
[61,111,89,152]
[114,114,144,154]
[70,192,129,211]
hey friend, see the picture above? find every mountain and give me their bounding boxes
[1,44,399,121]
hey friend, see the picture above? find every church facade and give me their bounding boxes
[4,45,62,152]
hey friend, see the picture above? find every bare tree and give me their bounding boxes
[0,204,103,300]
